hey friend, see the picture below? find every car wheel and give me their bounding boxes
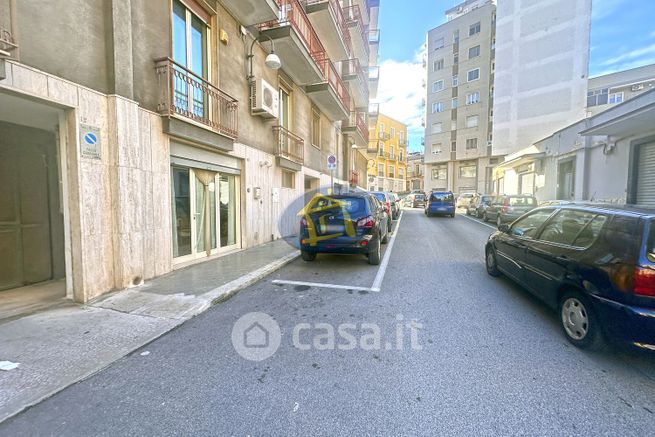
[485,247,500,277]
[558,291,604,350]
[483,212,489,222]
[496,215,502,227]
[387,218,392,233]
[368,236,381,265]
[450,213,455,218]
[381,226,389,244]
[477,210,483,219]
[301,250,316,262]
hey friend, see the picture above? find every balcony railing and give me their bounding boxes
[367,140,380,153]
[305,0,353,57]
[260,0,327,68]
[155,58,238,138]
[368,66,380,80]
[388,173,395,178]
[0,28,18,53]
[343,5,369,57]
[345,111,368,141]
[273,125,305,164]
[379,132,391,141]
[342,58,369,104]
[316,57,351,111]
[369,29,380,44]
[368,102,380,117]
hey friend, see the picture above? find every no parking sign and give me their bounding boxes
[327,154,337,171]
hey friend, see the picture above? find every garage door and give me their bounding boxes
[636,142,655,207]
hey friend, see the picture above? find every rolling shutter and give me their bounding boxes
[636,142,655,206]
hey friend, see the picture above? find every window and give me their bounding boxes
[399,131,404,143]
[451,120,457,131]
[586,88,609,107]
[399,168,405,179]
[454,53,459,64]
[453,30,459,43]
[378,163,384,177]
[466,138,478,149]
[468,45,481,58]
[432,102,445,113]
[451,97,458,109]
[311,107,320,147]
[432,165,447,180]
[451,141,457,152]
[431,143,442,155]
[466,91,480,105]
[391,127,396,137]
[390,145,395,159]
[466,115,479,128]
[431,122,442,134]
[389,165,395,178]
[469,21,481,36]
[432,80,444,92]
[538,210,607,247]
[433,58,445,71]
[434,37,444,50]
[509,209,555,238]
[467,68,480,82]
[282,170,295,189]
[609,92,624,104]
[459,164,476,178]
[379,123,385,133]
[452,75,459,86]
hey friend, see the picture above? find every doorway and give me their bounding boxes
[557,159,575,200]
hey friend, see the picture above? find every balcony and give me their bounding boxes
[341,59,369,109]
[258,0,325,85]
[343,5,370,62]
[379,131,391,141]
[305,57,350,121]
[368,102,379,120]
[368,65,379,99]
[368,29,380,66]
[273,125,304,168]
[367,139,381,153]
[0,28,18,55]
[222,0,279,26]
[342,111,368,148]
[155,58,238,140]
[303,0,352,60]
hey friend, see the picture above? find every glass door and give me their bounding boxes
[219,174,239,249]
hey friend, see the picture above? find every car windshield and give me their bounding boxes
[481,196,493,203]
[431,193,453,201]
[372,193,386,202]
[415,194,425,200]
[509,197,536,206]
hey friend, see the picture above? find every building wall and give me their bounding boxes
[586,63,655,117]
[367,113,407,192]
[492,0,591,156]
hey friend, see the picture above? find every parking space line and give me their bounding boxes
[370,210,404,292]
[459,212,497,230]
[271,279,372,292]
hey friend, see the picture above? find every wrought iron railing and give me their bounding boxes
[343,5,369,57]
[344,111,368,142]
[154,58,238,138]
[273,125,304,164]
[304,0,352,57]
[260,0,327,69]
[316,57,351,111]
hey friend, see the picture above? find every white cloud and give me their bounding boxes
[376,45,426,151]
[591,0,625,20]
[593,56,655,77]
[599,43,655,66]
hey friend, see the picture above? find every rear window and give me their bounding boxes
[481,196,493,203]
[431,193,454,202]
[335,197,367,214]
[372,193,386,202]
[647,220,655,263]
[509,197,536,206]
[415,194,425,200]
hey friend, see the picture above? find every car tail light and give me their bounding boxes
[634,267,655,297]
[357,216,375,229]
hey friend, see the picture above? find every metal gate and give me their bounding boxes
[636,142,655,206]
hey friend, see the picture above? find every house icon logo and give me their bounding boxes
[232,312,281,361]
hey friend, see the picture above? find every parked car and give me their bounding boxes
[411,193,426,208]
[425,191,455,217]
[484,195,537,226]
[370,191,394,232]
[456,193,475,209]
[485,204,655,350]
[299,193,389,265]
[467,194,494,218]
[388,192,401,220]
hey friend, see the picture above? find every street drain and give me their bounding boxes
[294,285,311,291]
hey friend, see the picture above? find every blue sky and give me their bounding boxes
[375,0,655,152]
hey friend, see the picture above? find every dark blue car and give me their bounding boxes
[299,193,390,265]
[485,204,655,350]
[425,191,456,218]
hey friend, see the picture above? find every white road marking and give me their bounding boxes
[370,210,404,292]
[271,279,372,292]
[459,212,498,230]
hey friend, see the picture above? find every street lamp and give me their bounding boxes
[247,34,281,82]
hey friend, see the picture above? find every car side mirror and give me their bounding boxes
[498,224,510,233]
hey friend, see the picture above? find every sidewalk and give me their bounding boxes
[0,239,298,423]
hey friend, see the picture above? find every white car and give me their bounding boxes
[456,193,475,209]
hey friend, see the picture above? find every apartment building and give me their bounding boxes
[366,113,407,192]
[406,152,425,191]
[423,0,499,195]
[586,63,655,117]
[491,0,591,158]
[0,0,379,303]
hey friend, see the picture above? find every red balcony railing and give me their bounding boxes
[343,5,369,57]
[260,0,327,68]
[154,58,238,138]
[305,0,352,57]
[316,57,351,111]
[273,125,304,164]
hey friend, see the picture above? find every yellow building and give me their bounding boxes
[366,113,408,192]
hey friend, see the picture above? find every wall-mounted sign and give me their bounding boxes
[80,124,101,160]
[327,154,337,171]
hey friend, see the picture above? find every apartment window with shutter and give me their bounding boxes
[469,22,480,36]
[468,45,480,58]
[467,68,480,82]
[451,141,457,152]
[311,107,321,148]
[434,37,444,50]
[466,115,479,128]
[431,143,442,155]
[378,163,384,177]
[391,127,396,137]
[451,120,457,131]
[282,170,295,188]
[466,138,478,149]
[431,122,443,134]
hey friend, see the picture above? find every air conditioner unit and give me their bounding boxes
[250,78,279,119]
[631,84,644,91]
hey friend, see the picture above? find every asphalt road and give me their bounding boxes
[2,209,655,435]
